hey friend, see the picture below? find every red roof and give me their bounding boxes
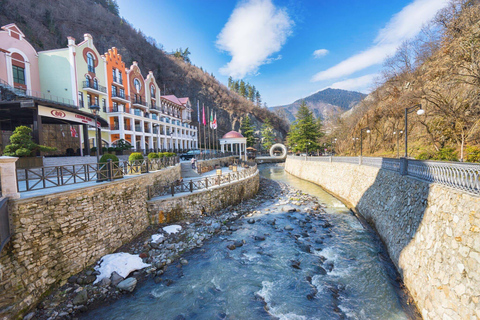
[222,131,244,139]
[161,95,183,107]
[178,97,189,105]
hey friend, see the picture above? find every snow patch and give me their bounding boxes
[94,252,150,284]
[163,225,182,234]
[151,234,164,243]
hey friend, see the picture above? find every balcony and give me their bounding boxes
[131,96,147,108]
[112,76,123,85]
[124,124,132,131]
[150,103,161,111]
[108,104,120,113]
[111,91,129,104]
[110,124,119,131]
[83,81,107,95]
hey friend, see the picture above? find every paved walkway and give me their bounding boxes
[180,163,200,178]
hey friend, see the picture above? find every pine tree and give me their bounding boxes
[234,81,240,93]
[261,118,275,151]
[240,115,255,147]
[239,80,247,97]
[228,76,233,90]
[255,91,261,106]
[287,100,323,153]
[249,85,256,102]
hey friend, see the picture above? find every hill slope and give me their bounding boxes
[271,88,366,123]
[0,0,288,139]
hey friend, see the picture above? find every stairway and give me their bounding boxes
[180,162,200,178]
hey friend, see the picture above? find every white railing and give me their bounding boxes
[288,155,479,195]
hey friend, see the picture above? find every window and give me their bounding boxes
[93,78,98,90]
[102,98,106,112]
[12,65,25,85]
[94,96,99,106]
[119,88,125,98]
[111,85,117,96]
[87,94,92,107]
[118,70,123,84]
[112,68,116,82]
[134,78,141,92]
[78,92,84,108]
[150,85,155,97]
[112,101,118,112]
[87,53,95,73]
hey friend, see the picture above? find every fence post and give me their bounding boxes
[400,158,408,176]
[358,156,362,166]
[0,157,20,198]
[228,173,231,183]
[329,156,332,163]
[205,177,208,188]
[107,159,113,181]
[171,182,175,196]
[146,159,150,173]
[190,180,193,192]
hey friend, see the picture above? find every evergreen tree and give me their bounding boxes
[234,81,240,93]
[3,126,56,157]
[249,85,256,101]
[261,118,275,151]
[287,100,323,153]
[239,80,247,97]
[255,91,261,106]
[228,76,233,90]
[240,115,255,147]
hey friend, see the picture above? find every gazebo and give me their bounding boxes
[220,131,247,160]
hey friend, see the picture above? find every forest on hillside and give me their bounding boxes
[329,0,480,162]
[0,0,289,138]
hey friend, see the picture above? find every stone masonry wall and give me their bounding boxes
[196,156,235,174]
[285,157,480,320]
[148,170,260,224]
[0,165,181,319]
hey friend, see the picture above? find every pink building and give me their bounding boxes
[0,23,41,92]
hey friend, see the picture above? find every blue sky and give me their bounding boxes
[116,0,449,107]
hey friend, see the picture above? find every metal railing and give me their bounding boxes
[0,197,11,252]
[0,78,78,109]
[149,163,258,198]
[16,157,180,193]
[289,155,479,195]
[112,91,129,100]
[82,81,107,93]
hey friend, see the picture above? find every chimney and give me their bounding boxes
[67,37,76,47]
[83,33,93,43]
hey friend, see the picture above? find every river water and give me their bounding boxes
[82,165,419,320]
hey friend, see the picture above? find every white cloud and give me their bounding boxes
[329,73,379,92]
[313,49,329,58]
[312,0,449,82]
[217,0,293,79]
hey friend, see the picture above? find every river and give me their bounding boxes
[81,165,420,320]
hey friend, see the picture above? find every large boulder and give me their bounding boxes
[117,278,137,292]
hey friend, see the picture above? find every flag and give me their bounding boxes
[70,126,78,137]
[210,110,214,129]
[197,100,200,123]
[213,113,217,129]
[202,104,206,126]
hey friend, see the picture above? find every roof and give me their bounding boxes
[222,131,244,139]
[161,95,183,107]
[178,97,189,105]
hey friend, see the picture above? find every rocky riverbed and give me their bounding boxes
[26,166,421,320]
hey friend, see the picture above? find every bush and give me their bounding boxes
[116,139,133,151]
[157,152,165,158]
[100,153,119,163]
[434,147,458,162]
[90,147,97,152]
[3,125,56,157]
[148,152,159,159]
[108,147,116,153]
[160,152,176,157]
[466,146,480,163]
[416,151,434,160]
[129,152,144,161]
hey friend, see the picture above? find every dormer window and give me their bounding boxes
[134,78,141,92]
[87,52,95,73]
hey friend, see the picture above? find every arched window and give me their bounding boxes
[134,78,141,92]
[93,78,98,90]
[87,53,95,73]
[85,75,91,87]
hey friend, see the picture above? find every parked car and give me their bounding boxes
[180,150,201,161]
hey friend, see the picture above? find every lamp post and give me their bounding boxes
[89,104,101,164]
[306,142,310,159]
[352,137,359,156]
[404,104,425,158]
[360,127,371,157]
[393,130,403,158]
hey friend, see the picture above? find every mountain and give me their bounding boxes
[271,88,367,123]
[0,0,288,139]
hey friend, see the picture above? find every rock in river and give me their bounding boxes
[117,278,137,292]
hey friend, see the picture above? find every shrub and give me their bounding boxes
[129,152,144,161]
[466,146,480,163]
[116,139,133,150]
[100,153,119,163]
[90,147,97,152]
[148,152,159,159]
[433,147,458,162]
[3,125,56,157]
[416,151,434,160]
[107,147,116,153]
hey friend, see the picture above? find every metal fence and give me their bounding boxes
[16,157,180,192]
[149,163,258,198]
[0,197,11,252]
[288,155,480,195]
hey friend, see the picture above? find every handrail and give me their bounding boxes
[288,155,480,195]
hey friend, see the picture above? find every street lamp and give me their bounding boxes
[393,130,403,158]
[404,104,424,158]
[330,138,337,155]
[360,127,371,157]
[306,142,311,159]
[88,104,101,164]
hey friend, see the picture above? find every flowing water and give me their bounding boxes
[82,165,419,320]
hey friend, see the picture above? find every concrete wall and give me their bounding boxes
[0,165,181,319]
[148,169,260,224]
[285,157,480,320]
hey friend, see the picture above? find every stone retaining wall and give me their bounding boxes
[0,165,181,319]
[148,170,260,224]
[196,156,235,174]
[285,157,480,320]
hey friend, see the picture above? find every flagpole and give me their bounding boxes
[202,103,207,156]
[207,106,211,152]
[197,99,202,153]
